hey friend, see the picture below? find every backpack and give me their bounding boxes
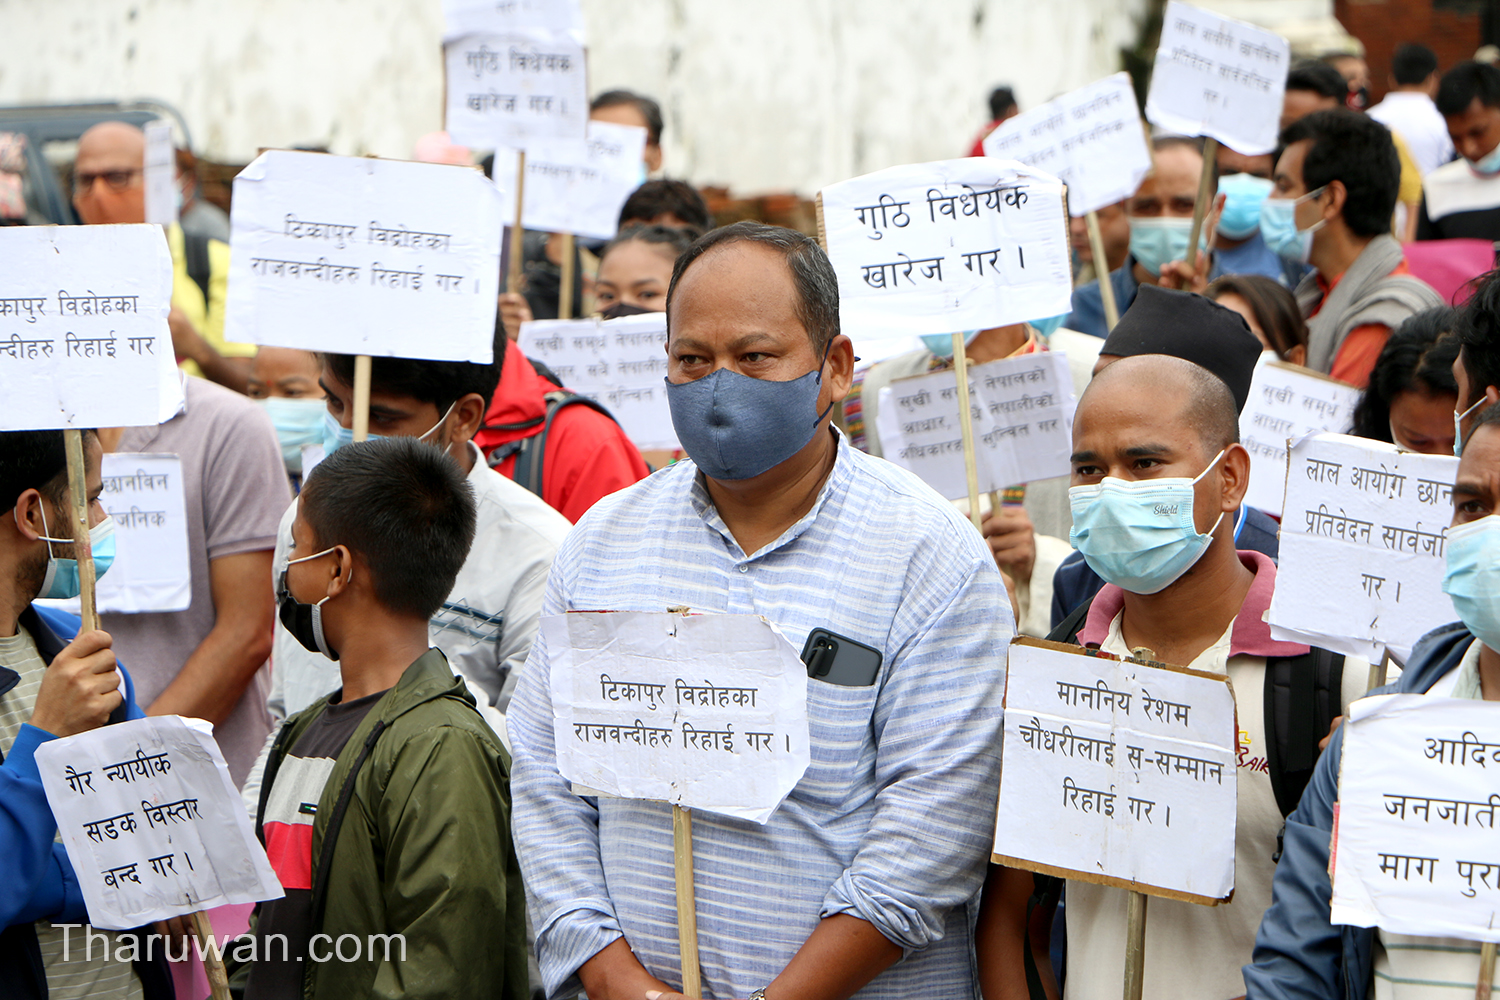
[1048,596,1345,818]
[483,381,621,500]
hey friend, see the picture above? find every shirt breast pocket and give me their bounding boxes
[798,676,881,812]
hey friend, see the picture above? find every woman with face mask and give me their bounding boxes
[592,224,697,319]
[1349,306,1461,455]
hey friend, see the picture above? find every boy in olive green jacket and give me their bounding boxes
[232,436,526,1000]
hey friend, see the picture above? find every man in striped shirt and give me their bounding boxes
[508,222,1012,1000]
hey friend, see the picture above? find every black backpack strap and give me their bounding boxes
[505,390,621,499]
[1046,596,1096,647]
[1264,646,1346,820]
[183,230,213,305]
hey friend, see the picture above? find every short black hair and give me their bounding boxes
[1352,308,1459,442]
[591,89,664,146]
[988,86,1017,121]
[1392,44,1439,86]
[667,222,839,356]
[1437,61,1500,116]
[1456,269,1500,402]
[1286,60,1350,101]
[603,223,697,265]
[299,437,476,620]
[0,429,96,513]
[1206,274,1309,360]
[618,179,711,232]
[324,324,504,418]
[1278,108,1399,237]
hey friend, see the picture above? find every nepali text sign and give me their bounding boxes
[1146,1,1289,155]
[875,351,1075,500]
[36,716,283,930]
[226,150,502,362]
[982,74,1152,217]
[1239,359,1360,517]
[0,225,181,431]
[1268,433,1458,662]
[1332,695,1500,942]
[994,638,1237,903]
[819,159,1072,338]
[492,121,649,240]
[518,312,677,451]
[443,29,589,148]
[442,0,584,38]
[547,612,811,824]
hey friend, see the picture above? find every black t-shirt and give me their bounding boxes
[244,688,385,1000]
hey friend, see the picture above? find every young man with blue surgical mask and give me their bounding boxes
[1065,136,1217,338]
[1245,403,1500,999]
[1264,108,1441,388]
[979,351,1365,1000]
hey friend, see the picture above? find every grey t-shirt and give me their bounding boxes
[106,376,290,786]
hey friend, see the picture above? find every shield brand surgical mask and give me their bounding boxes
[1444,516,1500,651]
[1259,188,1326,265]
[31,506,117,601]
[1067,450,1228,595]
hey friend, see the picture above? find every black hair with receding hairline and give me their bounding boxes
[299,437,476,621]
[666,222,840,356]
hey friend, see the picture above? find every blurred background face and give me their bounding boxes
[1389,387,1458,455]
[594,239,676,313]
[72,121,146,225]
[590,102,662,173]
[247,347,323,399]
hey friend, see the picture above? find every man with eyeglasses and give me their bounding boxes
[73,121,253,393]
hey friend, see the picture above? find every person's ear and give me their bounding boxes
[1219,443,1251,511]
[1487,384,1500,409]
[643,144,663,174]
[825,334,855,404]
[324,545,355,600]
[1322,181,1347,223]
[11,490,46,542]
[450,392,486,447]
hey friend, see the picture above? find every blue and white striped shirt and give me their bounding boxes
[508,433,1012,999]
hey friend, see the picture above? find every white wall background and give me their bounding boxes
[0,0,1151,194]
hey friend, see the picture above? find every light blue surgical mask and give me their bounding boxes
[1443,515,1500,650]
[31,507,117,601]
[1455,396,1487,457]
[321,402,456,456]
[1068,450,1227,595]
[1127,217,1199,277]
[1469,144,1500,176]
[921,331,980,358]
[1217,173,1274,240]
[1030,314,1069,338]
[259,397,327,474]
[1259,187,1326,265]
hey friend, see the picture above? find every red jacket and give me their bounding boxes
[476,338,649,522]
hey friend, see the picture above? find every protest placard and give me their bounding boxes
[1331,694,1500,943]
[518,312,678,450]
[875,351,1075,500]
[443,28,589,148]
[982,74,1152,217]
[225,150,503,362]
[442,0,584,40]
[993,637,1238,903]
[1268,433,1458,662]
[143,121,177,227]
[492,121,649,240]
[35,715,283,931]
[546,611,812,825]
[1239,359,1361,516]
[1145,1,1290,155]
[818,159,1072,338]
[0,224,181,431]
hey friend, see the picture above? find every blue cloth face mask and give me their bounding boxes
[1127,217,1198,277]
[665,346,834,481]
[260,397,327,474]
[1217,173,1274,240]
[1443,515,1500,651]
[322,401,456,456]
[32,507,117,601]
[1259,187,1326,264]
[1067,450,1227,595]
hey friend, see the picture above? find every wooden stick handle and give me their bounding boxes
[1085,210,1120,331]
[62,430,99,633]
[1366,648,1391,693]
[1480,941,1496,1000]
[1185,138,1220,278]
[951,334,983,533]
[1123,890,1148,1000]
[191,909,231,1000]
[672,804,702,998]
[558,232,576,320]
[507,151,527,294]
[351,355,373,443]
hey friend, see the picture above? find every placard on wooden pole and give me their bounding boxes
[1184,138,1220,281]
[1084,210,1120,332]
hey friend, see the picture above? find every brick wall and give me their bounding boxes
[1334,0,1484,104]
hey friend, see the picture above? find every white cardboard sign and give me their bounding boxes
[35,716,283,930]
[1269,433,1459,662]
[875,351,1076,500]
[993,638,1238,903]
[442,0,584,41]
[98,454,191,613]
[0,224,181,431]
[444,28,589,148]
[143,122,177,228]
[819,159,1072,338]
[982,74,1152,217]
[518,312,678,451]
[492,121,649,240]
[1332,694,1500,942]
[1239,359,1361,517]
[1145,1,1290,155]
[546,612,811,824]
[225,150,503,362]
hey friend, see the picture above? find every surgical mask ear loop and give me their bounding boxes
[1192,448,1230,538]
[812,336,836,426]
